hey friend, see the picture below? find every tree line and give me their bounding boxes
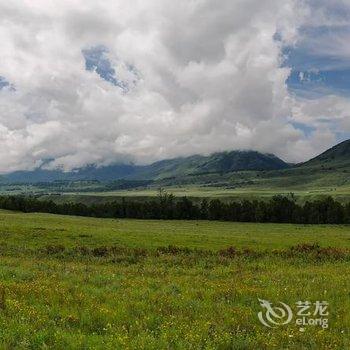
[0,193,349,224]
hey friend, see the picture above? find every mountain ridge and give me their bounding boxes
[4,139,350,185]
[300,139,350,168]
[1,150,289,183]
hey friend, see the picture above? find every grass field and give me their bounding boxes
[63,185,349,198]
[0,210,349,348]
[36,184,350,207]
[4,166,350,205]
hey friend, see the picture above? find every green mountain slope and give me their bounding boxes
[5,139,350,191]
[1,150,289,183]
[130,151,289,180]
[228,139,350,190]
[153,139,350,191]
[196,151,288,173]
[299,139,350,169]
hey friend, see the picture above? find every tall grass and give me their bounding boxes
[0,211,348,348]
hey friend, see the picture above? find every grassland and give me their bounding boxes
[37,183,350,206]
[4,159,350,205]
[0,210,349,348]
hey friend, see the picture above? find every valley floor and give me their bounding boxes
[0,211,349,349]
[36,184,350,206]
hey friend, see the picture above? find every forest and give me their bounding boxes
[0,193,348,224]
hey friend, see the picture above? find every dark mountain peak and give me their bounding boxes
[196,150,289,174]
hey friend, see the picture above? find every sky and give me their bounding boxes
[0,0,350,172]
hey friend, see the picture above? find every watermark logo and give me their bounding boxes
[258,299,329,330]
[258,299,293,328]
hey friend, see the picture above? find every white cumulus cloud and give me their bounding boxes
[0,0,348,172]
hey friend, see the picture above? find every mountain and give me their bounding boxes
[240,139,350,190]
[4,164,138,183]
[1,150,289,183]
[194,151,289,173]
[299,139,350,169]
[134,151,290,180]
[3,140,350,190]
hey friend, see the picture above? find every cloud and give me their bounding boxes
[0,0,348,172]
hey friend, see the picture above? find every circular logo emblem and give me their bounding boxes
[258,298,293,328]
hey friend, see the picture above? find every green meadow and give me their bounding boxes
[37,183,350,205]
[0,210,349,349]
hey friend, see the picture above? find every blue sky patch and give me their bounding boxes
[290,121,316,137]
[0,76,10,90]
[283,33,350,97]
[286,68,350,98]
[280,6,350,98]
[82,46,129,92]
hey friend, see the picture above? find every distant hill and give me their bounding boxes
[134,151,290,180]
[3,140,350,191]
[241,139,350,190]
[3,164,138,183]
[195,151,289,173]
[1,150,289,183]
[299,139,350,169]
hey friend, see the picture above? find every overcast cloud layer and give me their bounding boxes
[0,0,349,172]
